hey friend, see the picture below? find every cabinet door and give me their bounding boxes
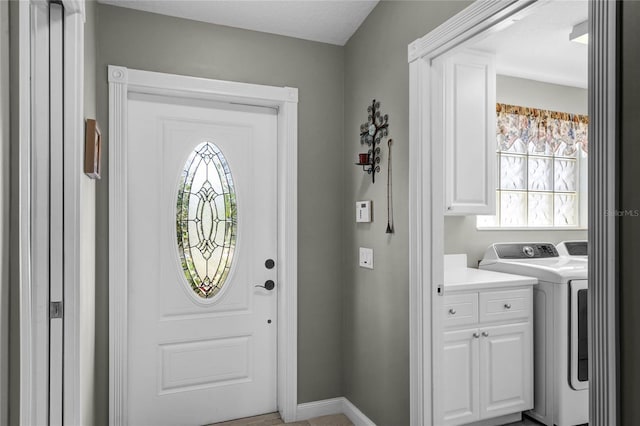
[440,328,480,425]
[479,322,533,419]
[437,50,496,215]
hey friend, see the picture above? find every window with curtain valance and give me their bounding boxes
[478,103,589,229]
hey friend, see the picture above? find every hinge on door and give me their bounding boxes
[437,285,444,296]
[50,301,63,319]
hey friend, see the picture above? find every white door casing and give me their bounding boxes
[109,66,298,425]
[17,0,86,424]
[49,4,64,425]
[0,3,8,424]
[127,95,277,425]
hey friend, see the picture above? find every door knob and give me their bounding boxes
[473,332,480,339]
[482,331,489,337]
[255,280,275,291]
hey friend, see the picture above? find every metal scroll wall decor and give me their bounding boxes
[357,99,389,183]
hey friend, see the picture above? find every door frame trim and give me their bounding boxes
[0,2,9,424]
[16,1,87,424]
[107,65,299,425]
[407,0,618,425]
[62,3,87,425]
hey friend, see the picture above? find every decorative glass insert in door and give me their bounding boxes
[176,142,237,299]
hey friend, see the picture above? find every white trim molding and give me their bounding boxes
[297,398,376,426]
[108,66,299,425]
[16,2,33,424]
[588,1,619,424]
[61,0,86,20]
[23,3,51,424]
[408,1,618,425]
[62,4,86,425]
[296,398,344,420]
[0,2,9,425]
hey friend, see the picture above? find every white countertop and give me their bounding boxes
[444,254,537,292]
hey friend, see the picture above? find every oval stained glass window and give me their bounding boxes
[176,142,237,299]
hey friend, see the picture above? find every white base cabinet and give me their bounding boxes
[440,288,533,426]
[480,322,532,419]
[443,328,480,425]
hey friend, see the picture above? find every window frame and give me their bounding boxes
[477,106,589,231]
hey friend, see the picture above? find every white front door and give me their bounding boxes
[126,94,278,425]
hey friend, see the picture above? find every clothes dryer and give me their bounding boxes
[556,240,588,260]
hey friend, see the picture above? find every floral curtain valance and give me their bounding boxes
[496,103,589,157]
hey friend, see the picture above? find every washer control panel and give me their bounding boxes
[494,243,559,259]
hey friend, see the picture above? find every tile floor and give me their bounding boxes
[211,412,586,426]
[209,412,353,426]
[505,417,544,425]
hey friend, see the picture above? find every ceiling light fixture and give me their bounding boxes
[570,20,589,44]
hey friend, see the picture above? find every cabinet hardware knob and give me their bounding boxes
[448,308,456,315]
[473,332,480,338]
[504,303,512,309]
[482,331,489,337]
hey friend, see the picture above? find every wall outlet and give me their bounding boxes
[359,247,374,269]
[356,200,372,223]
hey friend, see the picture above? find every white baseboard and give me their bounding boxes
[296,397,344,420]
[341,398,376,426]
[296,397,375,426]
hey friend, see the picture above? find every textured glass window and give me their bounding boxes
[479,104,588,228]
[176,142,237,299]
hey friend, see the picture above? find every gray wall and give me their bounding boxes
[444,75,588,267]
[342,2,471,425]
[94,4,345,424]
[619,1,640,423]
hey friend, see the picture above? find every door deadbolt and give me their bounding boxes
[265,259,275,269]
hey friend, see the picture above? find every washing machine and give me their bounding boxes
[479,243,588,426]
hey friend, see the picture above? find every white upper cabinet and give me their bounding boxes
[433,50,496,215]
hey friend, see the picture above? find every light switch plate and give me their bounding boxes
[356,200,372,223]
[359,247,373,269]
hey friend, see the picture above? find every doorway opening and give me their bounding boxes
[408,1,617,425]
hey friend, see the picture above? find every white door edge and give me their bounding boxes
[61,3,87,425]
[0,2,9,425]
[25,3,53,425]
[108,66,299,425]
[17,2,34,424]
[407,1,618,425]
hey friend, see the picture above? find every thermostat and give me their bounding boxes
[356,200,372,223]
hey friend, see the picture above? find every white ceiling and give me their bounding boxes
[97,0,379,46]
[471,0,588,88]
